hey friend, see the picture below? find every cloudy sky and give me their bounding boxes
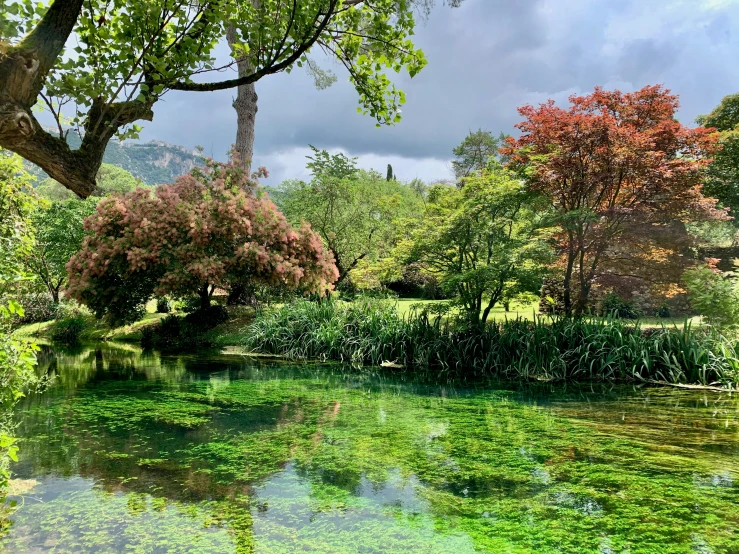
[138,0,739,185]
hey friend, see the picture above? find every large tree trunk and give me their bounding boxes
[0,0,153,197]
[226,25,258,175]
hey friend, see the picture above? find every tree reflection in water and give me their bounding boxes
[4,343,738,553]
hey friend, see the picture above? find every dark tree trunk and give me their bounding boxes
[575,282,591,316]
[199,285,211,310]
[563,246,576,317]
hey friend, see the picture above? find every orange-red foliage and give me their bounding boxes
[503,85,728,314]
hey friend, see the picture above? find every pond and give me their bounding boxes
[2,343,738,553]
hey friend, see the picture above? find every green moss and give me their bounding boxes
[3,344,738,553]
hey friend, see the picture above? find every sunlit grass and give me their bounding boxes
[394,298,703,329]
[13,312,167,343]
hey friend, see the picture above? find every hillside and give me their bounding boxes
[27,133,202,186]
[96,139,202,185]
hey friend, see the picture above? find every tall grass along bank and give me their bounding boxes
[243,298,739,387]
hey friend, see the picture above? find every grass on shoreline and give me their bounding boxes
[242,298,738,387]
[14,298,726,388]
[13,297,705,349]
[13,313,168,343]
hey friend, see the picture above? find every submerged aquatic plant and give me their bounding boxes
[4,345,739,553]
[243,298,739,386]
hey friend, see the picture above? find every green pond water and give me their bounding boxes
[2,343,738,553]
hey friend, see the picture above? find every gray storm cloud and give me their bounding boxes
[139,0,739,185]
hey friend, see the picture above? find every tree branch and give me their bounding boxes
[14,0,85,105]
[169,0,338,92]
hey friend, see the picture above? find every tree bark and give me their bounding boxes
[563,233,576,316]
[0,0,154,197]
[199,284,212,310]
[226,24,258,175]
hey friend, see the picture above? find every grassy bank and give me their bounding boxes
[243,298,739,387]
[13,313,168,343]
[14,297,735,388]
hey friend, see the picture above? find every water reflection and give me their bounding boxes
[4,343,739,553]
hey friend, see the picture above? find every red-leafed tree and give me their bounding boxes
[66,157,338,324]
[503,85,729,315]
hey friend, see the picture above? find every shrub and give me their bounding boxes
[139,324,157,349]
[683,266,739,328]
[156,297,171,314]
[184,305,229,327]
[50,315,87,345]
[179,296,202,314]
[6,293,58,325]
[243,298,739,387]
[384,264,447,300]
[599,292,640,319]
[66,158,338,325]
[141,305,229,350]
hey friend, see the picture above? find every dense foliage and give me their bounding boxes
[245,298,739,386]
[402,166,552,324]
[504,85,727,315]
[27,199,96,302]
[0,151,38,296]
[0,0,441,197]
[67,158,338,324]
[280,148,421,285]
[697,93,739,218]
[0,150,40,533]
[683,262,739,328]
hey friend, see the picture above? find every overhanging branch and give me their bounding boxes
[169,0,338,92]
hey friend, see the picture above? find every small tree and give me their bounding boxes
[280,149,421,285]
[504,85,728,315]
[406,166,552,325]
[683,260,739,328]
[451,129,509,181]
[27,199,97,302]
[66,158,338,324]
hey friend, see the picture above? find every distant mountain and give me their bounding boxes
[97,139,202,185]
[27,133,202,186]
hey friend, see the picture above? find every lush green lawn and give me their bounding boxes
[13,312,168,343]
[394,298,540,321]
[393,298,701,329]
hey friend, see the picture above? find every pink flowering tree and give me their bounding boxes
[66,158,338,324]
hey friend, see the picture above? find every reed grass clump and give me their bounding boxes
[243,298,739,386]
